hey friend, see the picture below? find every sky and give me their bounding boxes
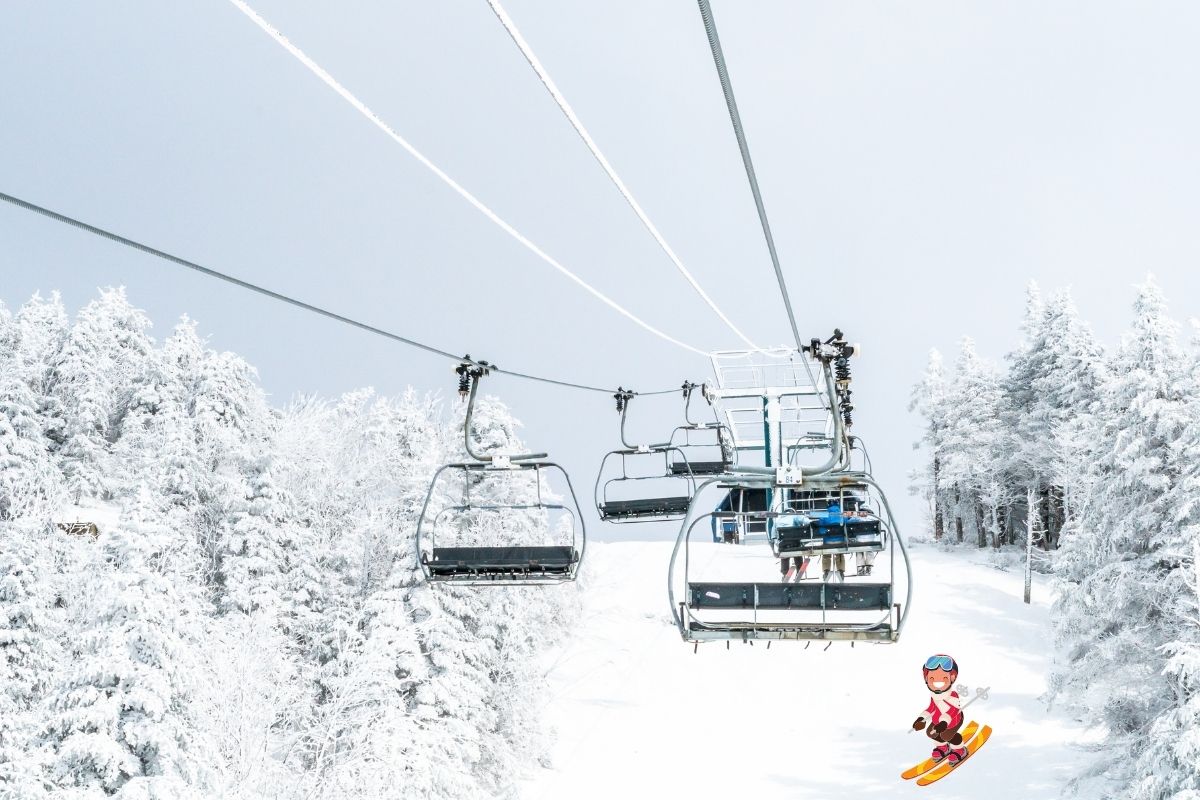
[4,0,1200,542]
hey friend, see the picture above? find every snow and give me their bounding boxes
[524,540,1087,799]
[55,500,123,533]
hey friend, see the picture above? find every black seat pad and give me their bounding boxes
[600,496,691,518]
[687,581,892,610]
[669,461,728,476]
[426,546,577,574]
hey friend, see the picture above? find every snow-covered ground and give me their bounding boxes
[524,541,1086,799]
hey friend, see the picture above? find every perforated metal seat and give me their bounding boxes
[687,581,892,611]
[599,496,692,520]
[668,460,729,476]
[424,546,578,580]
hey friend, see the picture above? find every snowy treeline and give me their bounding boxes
[0,289,580,799]
[910,278,1200,798]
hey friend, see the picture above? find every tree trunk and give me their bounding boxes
[1024,487,1035,604]
[954,485,964,543]
[1049,485,1065,549]
[933,457,945,541]
[1040,486,1054,549]
[975,501,987,548]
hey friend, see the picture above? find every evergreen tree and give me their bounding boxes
[0,524,62,797]
[216,455,290,616]
[45,500,211,796]
[0,377,63,522]
[48,288,153,502]
[1052,277,1192,792]
[12,292,70,452]
[940,338,1012,546]
[909,348,949,540]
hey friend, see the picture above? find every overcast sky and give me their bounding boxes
[4,1,1200,541]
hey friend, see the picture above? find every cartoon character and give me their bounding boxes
[911,654,967,765]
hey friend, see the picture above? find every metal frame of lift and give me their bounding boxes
[667,341,913,645]
[417,363,586,586]
[595,391,702,523]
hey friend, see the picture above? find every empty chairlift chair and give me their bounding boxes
[666,382,736,478]
[417,362,585,586]
[595,389,699,523]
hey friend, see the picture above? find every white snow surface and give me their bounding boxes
[524,541,1086,799]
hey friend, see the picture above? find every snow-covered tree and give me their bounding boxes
[910,348,949,540]
[216,456,291,616]
[0,287,589,797]
[0,376,64,522]
[0,523,63,797]
[48,288,153,502]
[940,338,1013,546]
[45,500,211,797]
[1052,277,1193,793]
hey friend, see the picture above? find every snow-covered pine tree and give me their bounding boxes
[1003,283,1053,533]
[1033,289,1107,546]
[909,348,949,540]
[48,288,153,503]
[0,523,63,798]
[11,292,71,453]
[0,376,64,522]
[1052,277,1192,794]
[216,454,291,616]
[0,299,14,368]
[45,495,212,797]
[940,338,1013,546]
[1117,319,1200,799]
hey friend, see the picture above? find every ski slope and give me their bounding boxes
[523,540,1087,799]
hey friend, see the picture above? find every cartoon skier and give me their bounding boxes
[912,654,967,765]
[902,654,992,785]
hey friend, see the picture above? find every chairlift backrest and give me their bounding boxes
[416,362,585,586]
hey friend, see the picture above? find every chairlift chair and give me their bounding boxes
[595,389,700,523]
[668,475,910,644]
[666,382,736,477]
[771,482,888,560]
[667,339,912,644]
[417,361,585,586]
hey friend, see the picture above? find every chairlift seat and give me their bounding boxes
[599,496,692,520]
[424,546,578,580]
[685,619,897,642]
[687,581,892,611]
[776,513,884,555]
[668,460,729,476]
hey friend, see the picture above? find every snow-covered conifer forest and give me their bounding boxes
[910,277,1200,797]
[0,288,580,799]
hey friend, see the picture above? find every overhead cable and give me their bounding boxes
[695,0,803,354]
[0,189,682,397]
[226,0,708,358]
[485,0,761,352]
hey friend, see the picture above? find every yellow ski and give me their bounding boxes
[900,721,980,780]
[916,725,992,787]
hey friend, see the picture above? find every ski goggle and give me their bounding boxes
[924,655,957,671]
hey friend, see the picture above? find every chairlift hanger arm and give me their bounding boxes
[460,361,546,463]
[614,389,672,451]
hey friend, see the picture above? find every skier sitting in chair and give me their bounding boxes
[912,654,967,766]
